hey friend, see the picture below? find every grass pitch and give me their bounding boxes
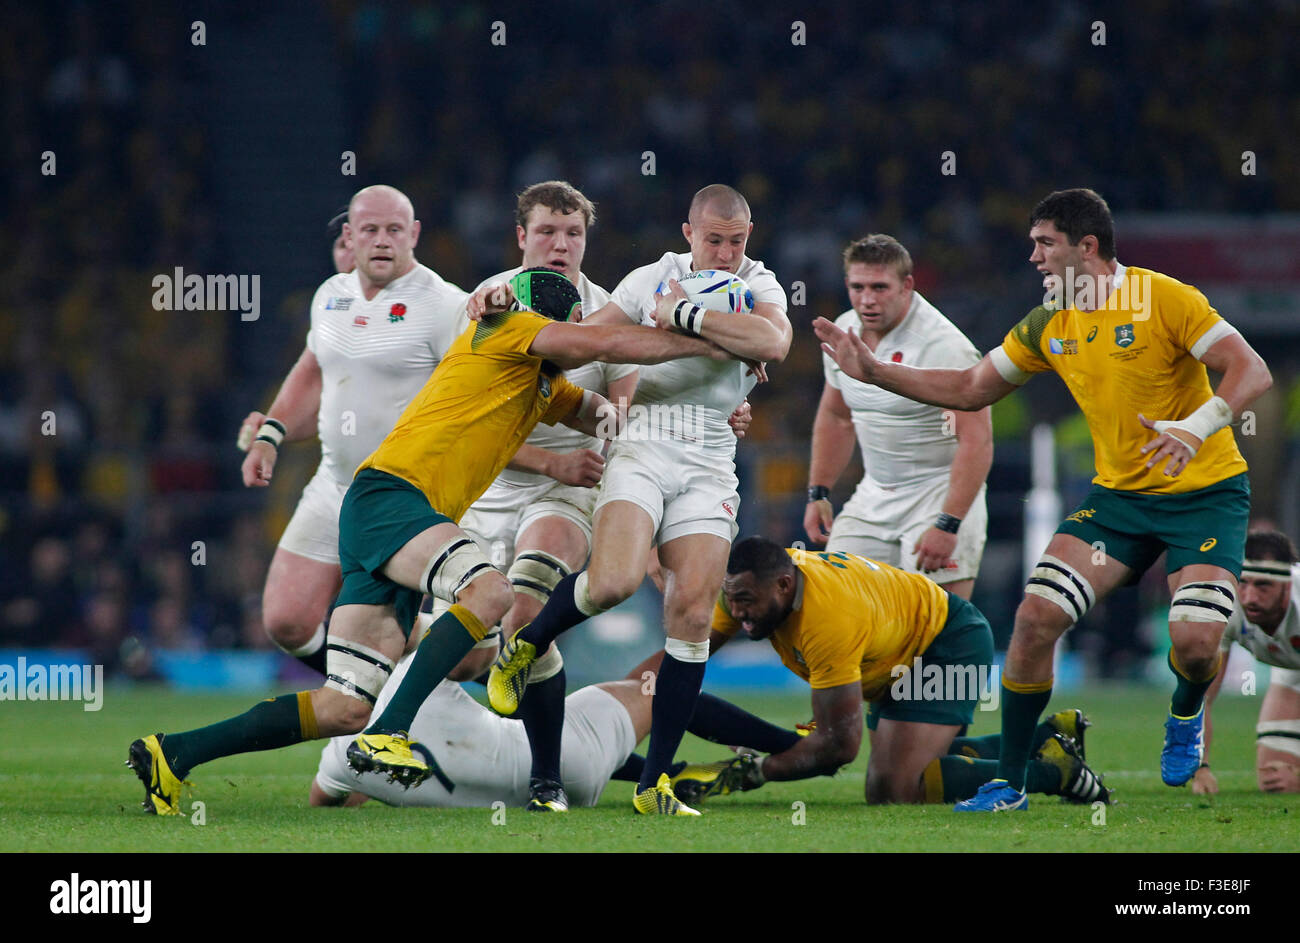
[0,685,1291,853]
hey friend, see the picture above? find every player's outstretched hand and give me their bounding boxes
[1191,765,1219,796]
[467,282,515,321]
[1138,413,1201,478]
[548,448,605,488]
[914,527,958,573]
[653,278,690,332]
[728,399,753,439]
[814,317,878,383]
[241,441,277,487]
[803,499,833,545]
[236,410,266,452]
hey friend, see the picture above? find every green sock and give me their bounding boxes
[996,680,1053,791]
[928,755,1067,802]
[366,609,480,734]
[949,720,1059,759]
[163,692,313,778]
[1169,650,1216,717]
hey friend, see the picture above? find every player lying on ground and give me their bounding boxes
[816,187,1272,811]
[658,536,1109,807]
[127,268,747,815]
[310,643,811,809]
[1195,529,1300,795]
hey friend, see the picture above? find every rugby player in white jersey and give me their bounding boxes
[1195,529,1300,795]
[805,235,992,601]
[484,184,792,814]
[236,185,469,673]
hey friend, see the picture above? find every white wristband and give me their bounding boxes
[255,418,287,449]
[1151,396,1233,454]
[671,299,707,335]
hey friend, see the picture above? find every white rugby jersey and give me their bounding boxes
[307,264,468,486]
[822,293,982,515]
[474,268,635,489]
[610,251,787,451]
[1221,565,1300,671]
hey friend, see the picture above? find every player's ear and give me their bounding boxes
[517,224,528,252]
[902,274,915,293]
[1079,233,1098,259]
[410,219,421,247]
[682,222,693,244]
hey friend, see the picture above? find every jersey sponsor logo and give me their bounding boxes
[1049,337,1078,355]
[352,314,368,328]
[891,351,903,363]
[1114,323,1136,348]
[1066,508,1096,523]
[722,501,735,517]
[1086,325,1098,342]
[326,297,354,310]
[389,302,406,323]
[1200,537,1218,552]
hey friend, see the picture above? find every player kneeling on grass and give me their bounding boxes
[666,537,1109,807]
[127,268,743,814]
[311,642,808,809]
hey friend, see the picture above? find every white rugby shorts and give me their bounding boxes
[277,465,349,565]
[595,438,740,544]
[459,478,598,570]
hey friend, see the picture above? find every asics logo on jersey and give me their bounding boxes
[1086,325,1098,342]
[1200,538,1218,552]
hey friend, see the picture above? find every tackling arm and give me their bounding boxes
[814,317,1019,411]
[755,681,863,781]
[530,321,730,371]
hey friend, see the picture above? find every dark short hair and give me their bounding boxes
[1245,529,1299,565]
[727,536,795,581]
[1029,188,1116,260]
[843,233,913,278]
[516,181,596,230]
[327,205,349,241]
[509,267,582,322]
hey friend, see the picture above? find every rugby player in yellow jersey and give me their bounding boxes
[815,188,1273,811]
[127,268,738,813]
[660,537,1108,806]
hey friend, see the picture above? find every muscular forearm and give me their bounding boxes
[808,410,856,489]
[759,733,856,782]
[942,414,993,519]
[1214,358,1273,417]
[506,443,555,476]
[265,350,323,441]
[599,326,722,365]
[699,309,791,363]
[869,362,990,412]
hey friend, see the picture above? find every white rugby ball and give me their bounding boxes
[666,269,754,314]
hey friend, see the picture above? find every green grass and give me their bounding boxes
[0,685,1291,852]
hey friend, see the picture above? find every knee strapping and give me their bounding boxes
[1257,718,1300,759]
[1024,554,1096,625]
[324,638,395,705]
[507,550,571,604]
[420,536,496,603]
[1170,580,1235,624]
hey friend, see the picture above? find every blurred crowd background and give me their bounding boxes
[3,0,1299,685]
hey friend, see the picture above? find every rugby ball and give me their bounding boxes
[667,269,754,314]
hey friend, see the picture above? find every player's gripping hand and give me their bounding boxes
[1191,765,1219,796]
[547,448,605,488]
[728,400,752,439]
[913,527,958,573]
[1137,413,1202,478]
[236,411,266,452]
[466,281,516,321]
[242,441,277,487]
[803,500,833,545]
[814,316,879,384]
[653,278,690,332]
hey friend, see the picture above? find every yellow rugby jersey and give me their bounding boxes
[998,265,1247,494]
[712,549,950,697]
[358,309,584,521]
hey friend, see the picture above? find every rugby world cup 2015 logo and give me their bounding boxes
[1114,323,1136,348]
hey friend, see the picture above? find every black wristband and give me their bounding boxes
[1199,762,1210,769]
[807,485,831,503]
[935,512,962,534]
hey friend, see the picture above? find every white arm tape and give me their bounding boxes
[1151,396,1233,453]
